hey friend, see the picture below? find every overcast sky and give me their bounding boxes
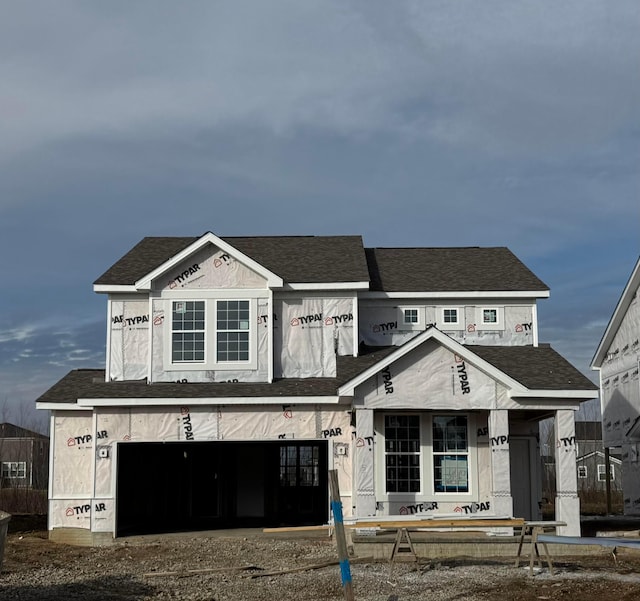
[1,1,638,432]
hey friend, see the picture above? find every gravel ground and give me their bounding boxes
[2,530,640,600]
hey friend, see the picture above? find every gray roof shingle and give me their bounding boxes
[37,343,594,406]
[94,235,370,286]
[466,344,597,390]
[366,247,549,292]
[36,348,397,404]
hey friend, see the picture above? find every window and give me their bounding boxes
[577,466,587,479]
[597,464,615,481]
[443,309,459,324]
[403,308,419,325]
[437,307,464,330]
[482,309,498,324]
[385,415,421,493]
[280,445,320,487]
[432,416,469,493]
[1,461,26,479]
[167,298,256,369]
[216,300,250,362]
[172,301,205,362]
[475,307,504,331]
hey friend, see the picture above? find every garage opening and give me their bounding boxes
[116,440,329,537]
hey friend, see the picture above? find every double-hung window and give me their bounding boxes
[432,415,469,493]
[216,300,250,362]
[384,415,421,493]
[168,298,254,369]
[172,301,205,362]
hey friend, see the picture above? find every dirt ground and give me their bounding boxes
[2,529,640,601]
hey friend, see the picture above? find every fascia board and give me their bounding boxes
[76,396,341,407]
[285,282,370,291]
[36,403,89,411]
[134,232,284,290]
[93,285,138,294]
[591,256,640,368]
[360,290,549,300]
[510,390,599,400]
[338,327,526,397]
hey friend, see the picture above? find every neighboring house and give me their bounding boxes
[592,255,640,516]
[0,422,49,489]
[36,232,597,544]
[576,451,622,493]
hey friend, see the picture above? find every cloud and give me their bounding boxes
[1,0,638,172]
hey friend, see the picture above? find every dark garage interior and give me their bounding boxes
[116,440,329,537]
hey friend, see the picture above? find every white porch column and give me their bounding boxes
[554,409,580,536]
[353,408,376,517]
[489,409,513,518]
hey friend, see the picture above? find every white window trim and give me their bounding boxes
[375,413,476,503]
[597,463,615,481]
[474,306,505,331]
[1,461,27,479]
[163,297,258,371]
[398,306,424,331]
[437,307,465,331]
[577,465,587,479]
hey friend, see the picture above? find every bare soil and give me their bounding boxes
[1,529,640,600]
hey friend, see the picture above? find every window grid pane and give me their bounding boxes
[483,309,498,323]
[443,309,458,323]
[217,300,250,362]
[172,301,205,362]
[385,415,421,493]
[433,416,469,493]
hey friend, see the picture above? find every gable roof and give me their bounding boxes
[365,247,549,294]
[94,234,370,288]
[339,328,596,398]
[592,255,640,368]
[94,234,548,295]
[0,422,48,439]
[576,450,622,464]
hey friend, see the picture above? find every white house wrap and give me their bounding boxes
[38,232,597,543]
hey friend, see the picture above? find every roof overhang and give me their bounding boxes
[591,256,640,369]
[93,285,139,294]
[133,232,284,291]
[360,290,549,300]
[285,282,370,291]
[37,396,342,410]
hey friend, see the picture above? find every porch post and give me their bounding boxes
[554,409,580,536]
[489,409,513,518]
[353,408,376,517]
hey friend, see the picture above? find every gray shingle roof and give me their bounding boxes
[36,348,397,404]
[466,344,598,390]
[366,247,549,292]
[94,234,548,293]
[94,235,370,286]
[38,343,594,406]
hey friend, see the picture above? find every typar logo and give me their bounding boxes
[180,407,194,440]
[290,313,323,327]
[454,354,471,394]
[454,502,490,514]
[168,263,201,289]
[213,253,232,268]
[65,503,107,518]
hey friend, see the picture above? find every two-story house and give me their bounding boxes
[592,255,640,516]
[36,232,597,544]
